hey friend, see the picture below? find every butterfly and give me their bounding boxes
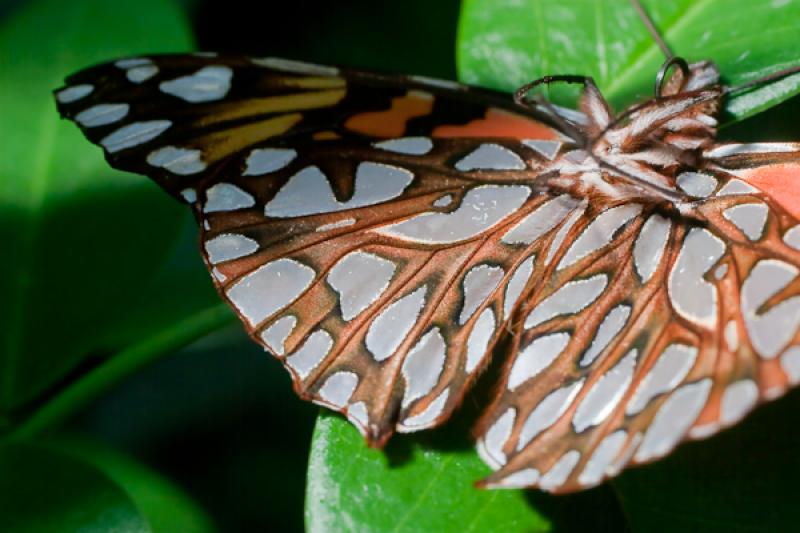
[53,3,800,494]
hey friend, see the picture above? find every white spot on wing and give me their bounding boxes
[635,379,712,462]
[477,408,516,469]
[667,228,725,328]
[741,259,800,358]
[677,172,717,197]
[540,450,580,492]
[626,344,697,415]
[226,258,315,326]
[465,308,495,373]
[459,264,504,324]
[523,139,561,160]
[401,328,446,408]
[580,305,631,367]
[503,255,535,317]
[115,57,152,68]
[127,65,159,83]
[147,146,206,175]
[578,431,627,487]
[486,468,540,489]
[378,185,530,244]
[160,65,233,103]
[374,137,433,155]
[455,143,525,171]
[781,346,800,383]
[573,349,638,432]
[508,332,571,390]
[365,286,427,362]
[56,84,93,103]
[204,183,255,213]
[265,163,413,218]
[100,120,172,153]
[180,188,197,203]
[558,204,641,269]
[252,57,340,76]
[75,103,129,127]
[720,379,758,425]
[706,142,799,158]
[327,251,395,321]
[716,178,759,196]
[525,275,607,329]
[244,148,297,175]
[260,315,296,356]
[784,225,800,250]
[501,195,578,245]
[205,233,259,264]
[285,329,333,379]
[517,380,584,450]
[317,371,359,408]
[723,202,768,241]
[398,389,449,432]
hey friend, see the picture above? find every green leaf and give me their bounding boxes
[306,413,549,533]
[457,0,800,121]
[0,0,206,415]
[0,438,214,533]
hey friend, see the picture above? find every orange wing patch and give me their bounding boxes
[737,163,800,219]
[345,90,434,138]
[433,108,560,141]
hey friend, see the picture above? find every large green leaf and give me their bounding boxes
[0,0,222,416]
[306,413,549,533]
[0,439,214,533]
[457,0,800,121]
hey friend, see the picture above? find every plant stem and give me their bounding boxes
[6,303,235,441]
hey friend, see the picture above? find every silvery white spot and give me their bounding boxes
[517,380,584,450]
[634,215,671,283]
[401,328,447,408]
[265,163,413,218]
[126,65,159,83]
[723,203,768,241]
[159,65,233,103]
[327,251,395,321]
[716,178,759,196]
[501,195,578,245]
[316,218,356,232]
[626,344,697,415]
[741,259,800,358]
[635,379,712,462]
[459,264,504,324]
[580,305,631,367]
[714,263,729,280]
[487,468,540,489]
[115,57,152,68]
[365,286,427,362]
[523,139,561,160]
[573,349,638,432]
[477,408,516,469]
[525,275,608,329]
[204,183,255,213]
[243,148,297,176]
[378,185,531,244]
[724,320,739,351]
[260,315,296,356]
[147,146,206,175]
[374,136,433,155]
[465,308,495,373]
[455,143,526,171]
[578,431,627,486]
[433,194,452,208]
[608,432,642,476]
[409,75,463,90]
[784,225,800,250]
[398,389,449,432]
[75,103,129,127]
[252,57,340,76]
[706,142,799,158]
[212,268,226,282]
[667,228,725,328]
[100,120,172,153]
[545,201,588,263]
[677,172,718,197]
[205,233,259,264]
[720,380,758,425]
[285,329,333,379]
[781,346,800,384]
[689,422,720,440]
[226,258,315,326]
[56,84,93,103]
[180,188,197,203]
[558,204,641,269]
[540,450,581,492]
[503,256,535,318]
[508,333,571,390]
[347,402,369,429]
[318,371,359,408]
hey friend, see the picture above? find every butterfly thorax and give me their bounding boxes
[541,61,723,209]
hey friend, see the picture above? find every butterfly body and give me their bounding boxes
[55,53,800,493]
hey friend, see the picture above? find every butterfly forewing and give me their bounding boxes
[55,52,800,493]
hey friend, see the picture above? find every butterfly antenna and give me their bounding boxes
[631,0,673,60]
